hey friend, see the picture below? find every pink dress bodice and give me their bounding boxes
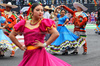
[14,19,56,46]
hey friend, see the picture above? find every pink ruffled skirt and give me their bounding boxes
[18,48,71,66]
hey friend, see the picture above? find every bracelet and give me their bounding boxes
[20,45,25,49]
[20,46,23,49]
[43,42,47,47]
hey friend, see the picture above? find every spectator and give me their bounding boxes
[3,0,7,3]
[16,0,19,5]
[51,5,55,10]
[52,0,54,4]
[0,0,3,8]
[12,0,16,5]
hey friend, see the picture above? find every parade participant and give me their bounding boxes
[49,8,55,20]
[43,6,51,18]
[24,14,28,21]
[12,11,18,22]
[87,12,91,23]
[43,6,51,41]
[50,11,55,20]
[0,13,18,57]
[9,3,71,66]
[0,2,18,36]
[61,2,88,55]
[90,12,96,24]
[94,8,100,34]
[0,2,18,57]
[46,6,85,55]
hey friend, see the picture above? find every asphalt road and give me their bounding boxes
[0,29,100,66]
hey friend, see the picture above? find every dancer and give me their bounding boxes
[9,3,71,66]
[0,2,18,57]
[0,2,18,36]
[62,2,88,55]
[46,6,85,55]
[0,14,18,57]
[94,8,100,34]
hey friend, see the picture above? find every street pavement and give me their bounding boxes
[0,29,100,66]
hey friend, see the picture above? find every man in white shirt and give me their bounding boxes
[43,6,51,41]
[43,6,51,18]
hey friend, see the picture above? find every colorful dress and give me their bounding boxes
[0,16,18,52]
[63,6,88,36]
[90,13,95,23]
[63,6,87,53]
[0,9,17,36]
[14,19,71,66]
[46,14,85,54]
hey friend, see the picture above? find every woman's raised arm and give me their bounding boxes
[54,6,61,16]
[61,5,74,15]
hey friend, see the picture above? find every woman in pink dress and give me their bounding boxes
[9,3,71,66]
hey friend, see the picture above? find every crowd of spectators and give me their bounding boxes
[0,0,100,5]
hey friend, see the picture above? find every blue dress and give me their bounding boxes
[46,14,85,54]
[0,16,18,52]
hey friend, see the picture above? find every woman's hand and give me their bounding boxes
[33,40,44,47]
[56,6,61,9]
[20,46,26,51]
[60,5,65,7]
[62,24,65,26]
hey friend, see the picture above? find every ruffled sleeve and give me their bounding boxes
[63,16,69,21]
[57,14,61,18]
[14,20,26,33]
[39,19,56,32]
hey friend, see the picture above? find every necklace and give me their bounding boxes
[30,19,40,25]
